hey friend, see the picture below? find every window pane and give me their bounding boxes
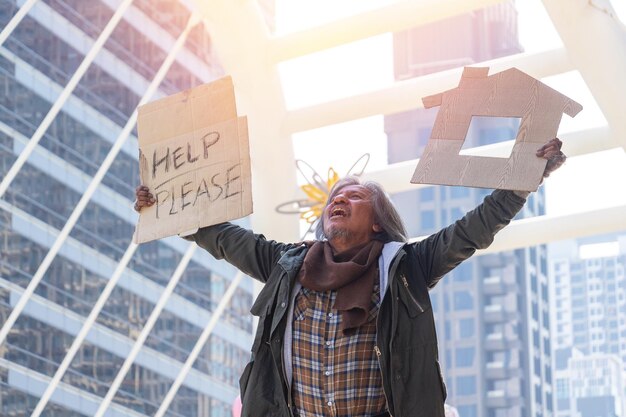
[456,375,477,395]
[455,347,475,367]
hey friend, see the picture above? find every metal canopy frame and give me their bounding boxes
[1,0,625,415]
[194,0,626,246]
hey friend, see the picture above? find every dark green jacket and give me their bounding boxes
[188,189,526,417]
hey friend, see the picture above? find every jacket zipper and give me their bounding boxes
[275,264,295,416]
[373,250,404,417]
[281,346,294,416]
[373,345,393,417]
[400,274,425,313]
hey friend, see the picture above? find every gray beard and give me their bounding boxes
[325,227,352,241]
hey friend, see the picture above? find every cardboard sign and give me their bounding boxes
[411,67,582,191]
[133,76,252,243]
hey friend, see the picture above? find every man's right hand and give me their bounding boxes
[134,185,155,212]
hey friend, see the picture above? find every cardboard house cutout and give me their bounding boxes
[133,76,252,244]
[411,67,582,191]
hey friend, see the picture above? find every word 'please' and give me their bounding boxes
[154,163,242,219]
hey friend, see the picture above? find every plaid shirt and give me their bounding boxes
[291,285,386,417]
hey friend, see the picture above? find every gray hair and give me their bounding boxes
[315,176,408,243]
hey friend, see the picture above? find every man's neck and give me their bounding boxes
[328,238,371,256]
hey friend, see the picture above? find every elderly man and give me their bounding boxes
[135,139,565,417]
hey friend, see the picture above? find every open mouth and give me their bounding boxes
[330,207,347,218]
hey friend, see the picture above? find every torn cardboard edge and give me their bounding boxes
[411,66,582,192]
[133,77,253,244]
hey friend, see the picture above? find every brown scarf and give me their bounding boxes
[298,239,384,334]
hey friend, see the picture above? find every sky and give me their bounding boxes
[274,0,626,219]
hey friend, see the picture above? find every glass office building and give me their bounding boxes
[2,1,623,417]
[385,3,554,417]
[0,0,258,416]
[551,235,626,417]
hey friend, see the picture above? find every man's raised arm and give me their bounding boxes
[134,185,293,283]
[409,137,566,288]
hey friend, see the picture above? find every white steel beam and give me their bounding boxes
[269,0,505,63]
[154,271,245,417]
[284,48,573,134]
[442,203,626,255]
[542,0,626,148]
[22,15,200,416]
[0,0,37,47]
[362,125,617,195]
[403,205,626,254]
[93,243,197,417]
[30,243,138,417]
[0,358,149,417]
[0,14,199,349]
[193,0,298,241]
[0,276,236,400]
[0,198,251,342]
[0,0,136,199]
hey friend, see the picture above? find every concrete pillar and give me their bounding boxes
[193,0,299,241]
[542,0,626,148]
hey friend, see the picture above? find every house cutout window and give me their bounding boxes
[459,116,521,158]
[411,66,582,191]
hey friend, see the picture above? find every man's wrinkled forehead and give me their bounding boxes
[327,184,372,201]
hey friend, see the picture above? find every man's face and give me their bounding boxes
[323,184,380,250]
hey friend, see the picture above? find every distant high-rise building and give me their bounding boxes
[551,235,626,417]
[554,348,625,417]
[385,3,554,417]
[0,1,271,416]
[552,236,626,359]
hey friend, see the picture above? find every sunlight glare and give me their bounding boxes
[275,0,398,35]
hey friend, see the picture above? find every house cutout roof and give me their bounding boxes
[411,66,583,191]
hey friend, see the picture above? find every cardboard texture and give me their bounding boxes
[411,67,582,191]
[134,76,252,244]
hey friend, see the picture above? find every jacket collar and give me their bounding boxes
[379,241,405,294]
[277,244,308,275]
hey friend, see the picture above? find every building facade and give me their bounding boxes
[385,3,554,417]
[552,237,626,359]
[551,235,626,417]
[554,349,625,417]
[0,1,260,416]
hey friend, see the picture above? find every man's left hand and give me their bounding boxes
[537,138,566,178]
